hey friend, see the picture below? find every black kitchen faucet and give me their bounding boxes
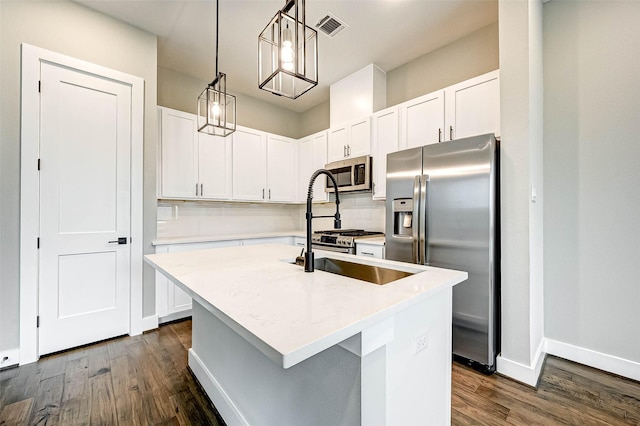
[303,170,341,272]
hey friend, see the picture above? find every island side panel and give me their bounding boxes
[189,300,362,426]
[385,286,453,425]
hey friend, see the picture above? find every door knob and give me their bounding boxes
[108,237,128,245]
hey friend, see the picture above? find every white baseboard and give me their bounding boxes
[545,338,640,382]
[158,310,192,325]
[0,348,20,370]
[496,338,546,387]
[188,349,249,426]
[141,315,159,332]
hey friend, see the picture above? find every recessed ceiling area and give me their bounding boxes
[74,0,498,113]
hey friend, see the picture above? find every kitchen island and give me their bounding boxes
[145,244,467,425]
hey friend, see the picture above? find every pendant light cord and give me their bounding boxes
[215,0,219,78]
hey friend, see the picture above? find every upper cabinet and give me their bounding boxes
[327,116,372,163]
[444,70,500,141]
[266,134,297,202]
[371,106,399,200]
[298,130,328,203]
[232,127,297,203]
[398,70,500,150]
[158,107,231,200]
[232,127,267,201]
[399,90,445,149]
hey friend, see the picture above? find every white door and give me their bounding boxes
[38,62,132,355]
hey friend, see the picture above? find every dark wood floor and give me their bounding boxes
[1,320,639,425]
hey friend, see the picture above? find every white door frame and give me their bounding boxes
[19,43,145,364]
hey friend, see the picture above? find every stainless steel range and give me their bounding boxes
[312,229,384,254]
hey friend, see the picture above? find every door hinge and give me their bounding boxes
[37,237,40,249]
[37,316,40,328]
[37,158,41,171]
[38,81,41,93]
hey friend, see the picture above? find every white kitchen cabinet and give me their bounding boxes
[155,240,241,322]
[159,107,198,199]
[292,237,306,248]
[372,106,399,200]
[327,116,371,162]
[158,107,231,200]
[232,127,267,201]
[266,134,297,202]
[298,130,328,203]
[356,242,385,259]
[399,90,445,150]
[444,70,500,141]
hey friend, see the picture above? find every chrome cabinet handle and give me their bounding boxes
[262,188,265,199]
[344,145,347,157]
[361,251,375,256]
[269,189,271,199]
[438,128,442,143]
[200,183,203,196]
[195,183,199,196]
[347,145,351,156]
[449,125,453,140]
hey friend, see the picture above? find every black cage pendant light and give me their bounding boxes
[258,0,318,99]
[197,0,236,136]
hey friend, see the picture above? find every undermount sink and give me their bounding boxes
[311,257,415,285]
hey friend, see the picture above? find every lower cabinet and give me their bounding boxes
[355,243,385,259]
[241,237,292,246]
[155,240,241,323]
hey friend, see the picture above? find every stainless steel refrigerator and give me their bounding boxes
[385,133,499,373]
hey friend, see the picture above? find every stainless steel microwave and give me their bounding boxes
[324,155,372,193]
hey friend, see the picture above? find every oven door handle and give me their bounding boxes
[311,244,353,254]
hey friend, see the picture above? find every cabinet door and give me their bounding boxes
[232,128,267,201]
[298,137,312,202]
[311,132,329,202]
[372,107,399,200]
[160,108,198,198]
[399,90,445,149]
[356,243,385,259]
[198,132,232,200]
[266,135,297,202]
[347,117,371,158]
[327,126,348,162]
[445,71,500,141]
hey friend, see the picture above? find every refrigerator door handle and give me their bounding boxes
[412,175,421,264]
[419,174,429,264]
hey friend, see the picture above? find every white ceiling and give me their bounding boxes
[74,0,498,113]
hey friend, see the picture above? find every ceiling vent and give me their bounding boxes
[315,13,348,38]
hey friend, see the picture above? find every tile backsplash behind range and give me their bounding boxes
[157,193,385,238]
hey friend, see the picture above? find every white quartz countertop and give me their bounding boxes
[152,230,306,246]
[144,244,466,368]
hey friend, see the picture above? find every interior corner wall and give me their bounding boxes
[497,0,542,371]
[0,0,158,351]
[386,21,499,107]
[543,1,640,363]
[158,66,302,139]
[298,101,330,138]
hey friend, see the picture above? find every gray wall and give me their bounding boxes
[0,0,158,351]
[543,1,640,361]
[386,22,499,107]
[158,66,302,139]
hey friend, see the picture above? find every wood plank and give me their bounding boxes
[109,351,145,425]
[61,356,88,402]
[0,398,34,424]
[58,396,90,425]
[451,387,510,426]
[28,374,64,425]
[88,371,117,425]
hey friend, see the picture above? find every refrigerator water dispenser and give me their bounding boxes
[392,199,413,236]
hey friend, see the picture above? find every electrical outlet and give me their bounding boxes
[414,331,429,354]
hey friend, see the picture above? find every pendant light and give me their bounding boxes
[258,0,318,99]
[197,0,236,136]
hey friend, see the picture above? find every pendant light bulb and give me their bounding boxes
[210,101,221,119]
[281,24,295,71]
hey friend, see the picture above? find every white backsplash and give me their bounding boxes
[157,193,386,238]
